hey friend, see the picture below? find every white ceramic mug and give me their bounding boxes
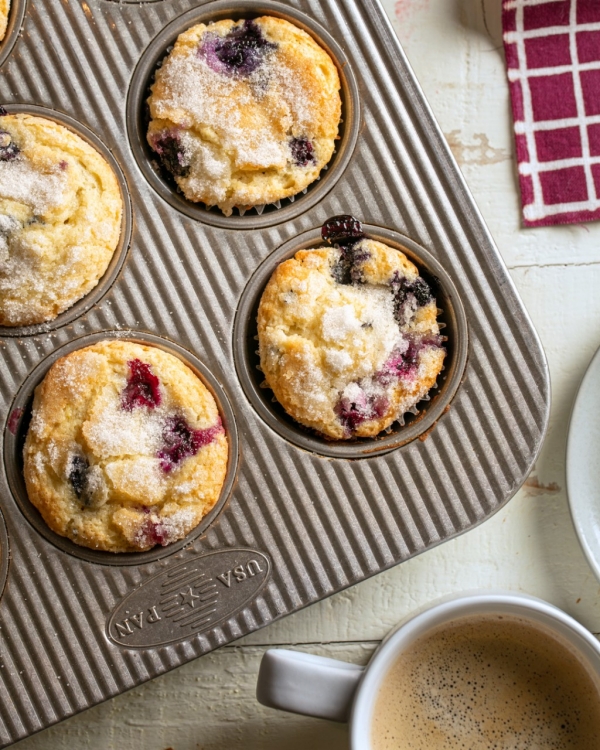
[256,592,600,748]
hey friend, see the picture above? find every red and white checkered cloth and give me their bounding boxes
[503,0,600,227]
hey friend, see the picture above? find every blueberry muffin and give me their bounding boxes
[0,0,9,41]
[23,340,228,553]
[147,16,341,216]
[0,112,123,326]
[258,218,446,440]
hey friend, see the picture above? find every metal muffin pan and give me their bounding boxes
[234,224,468,458]
[0,0,549,745]
[0,104,132,338]
[127,0,360,229]
[4,330,239,567]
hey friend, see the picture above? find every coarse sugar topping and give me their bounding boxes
[0,158,68,215]
[133,507,198,548]
[150,48,292,171]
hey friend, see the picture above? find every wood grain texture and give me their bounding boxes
[14,0,600,746]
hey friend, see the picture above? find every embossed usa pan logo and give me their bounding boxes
[107,548,271,647]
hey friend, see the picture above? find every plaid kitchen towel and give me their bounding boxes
[503,0,600,227]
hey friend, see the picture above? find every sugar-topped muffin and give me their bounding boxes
[147,16,341,216]
[0,112,122,326]
[23,340,228,553]
[258,217,446,440]
[0,0,10,41]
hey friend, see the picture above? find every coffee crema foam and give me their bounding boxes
[371,614,600,749]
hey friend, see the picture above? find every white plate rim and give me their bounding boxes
[567,341,600,581]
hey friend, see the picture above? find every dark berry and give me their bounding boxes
[7,407,23,436]
[121,359,162,411]
[335,395,367,431]
[290,137,316,167]
[0,106,7,116]
[138,518,169,547]
[331,245,371,285]
[0,130,20,162]
[387,340,419,378]
[335,387,388,433]
[69,455,89,499]
[321,215,364,246]
[396,339,420,375]
[158,415,223,473]
[376,334,443,384]
[150,132,190,177]
[200,20,276,77]
[391,273,433,325]
[411,277,433,306]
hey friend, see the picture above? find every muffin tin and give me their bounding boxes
[0,0,549,744]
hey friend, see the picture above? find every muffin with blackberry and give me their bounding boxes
[258,217,446,440]
[147,16,341,216]
[0,111,122,326]
[23,340,228,552]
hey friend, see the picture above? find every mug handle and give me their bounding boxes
[256,649,364,722]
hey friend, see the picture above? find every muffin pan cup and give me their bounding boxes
[4,330,239,566]
[234,225,468,458]
[0,0,549,745]
[127,0,360,229]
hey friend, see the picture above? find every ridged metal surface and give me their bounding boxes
[0,0,549,744]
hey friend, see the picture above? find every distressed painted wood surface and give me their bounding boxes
[15,0,600,747]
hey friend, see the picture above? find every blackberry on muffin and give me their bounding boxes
[258,218,446,440]
[0,112,122,326]
[23,340,228,553]
[147,16,341,216]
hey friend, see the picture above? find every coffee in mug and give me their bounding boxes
[371,614,600,749]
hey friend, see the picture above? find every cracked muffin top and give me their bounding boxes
[147,16,341,216]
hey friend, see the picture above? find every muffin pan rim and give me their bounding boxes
[0,103,133,338]
[0,0,26,70]
[126,0,361,229]
[0,507,8,604]
[3,329,240,567]
[233,223,469,459]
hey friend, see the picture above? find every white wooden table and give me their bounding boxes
[15,0,600,747]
